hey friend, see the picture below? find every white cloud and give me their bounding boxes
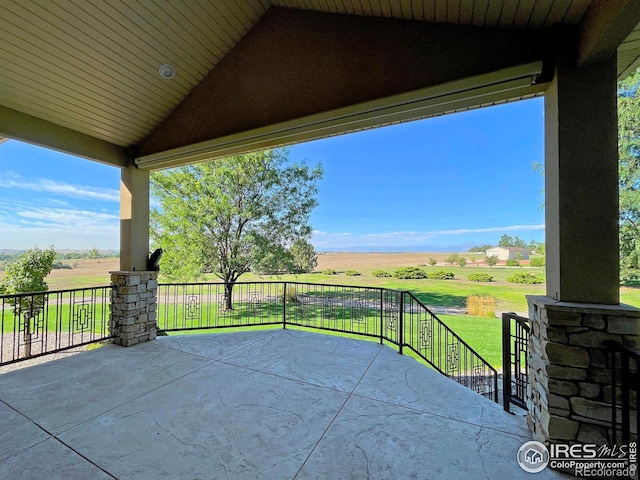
[0,173,119,202]
[0,207,119,249]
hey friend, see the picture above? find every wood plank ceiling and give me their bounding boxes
[0,0,638,152]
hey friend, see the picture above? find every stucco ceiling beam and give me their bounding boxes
[578,0,640,67]
[0,105,131,168]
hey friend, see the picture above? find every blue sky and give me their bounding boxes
[0,98,544,252]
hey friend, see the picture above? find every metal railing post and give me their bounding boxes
[398,292,404,355]
[379,289,383,345]
[282,281,287,329]
[502,313,512,412]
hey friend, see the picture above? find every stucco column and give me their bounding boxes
[120,165,150,271]
[544,28,619,305]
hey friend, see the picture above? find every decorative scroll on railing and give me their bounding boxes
[501,312,530,412]
[157,281,498,403]
[604,341,639,445]
[0,286,113,367]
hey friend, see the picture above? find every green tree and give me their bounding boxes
[485,254,499,268]
[498,234,514,247]
[536,243,546,256]
[290,239,318,274]
[151,148,323,309]
[88,247,99,258]
[457,256,467,268]
[619,68,640,284]
[0,246,56,357]
[445,252,460,265]
[498,234,526,248]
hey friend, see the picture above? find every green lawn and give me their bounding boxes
[439,314,502,369]
[226,265,547,313]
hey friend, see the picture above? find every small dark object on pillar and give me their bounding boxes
[147,248,163,271]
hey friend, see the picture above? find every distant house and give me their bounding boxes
[485,246,530,261]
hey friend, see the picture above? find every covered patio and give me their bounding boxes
[0,329,568,479]
[1,0,639,471]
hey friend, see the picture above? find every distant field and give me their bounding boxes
[2,253,639,312]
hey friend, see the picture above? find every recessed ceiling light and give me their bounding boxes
[159,64,176,79]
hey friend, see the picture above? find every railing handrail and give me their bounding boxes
[159,279,407,294]
[0,285,114,299]
[403,291,498,377]
[1,284,114,367]
[504,312,530,330]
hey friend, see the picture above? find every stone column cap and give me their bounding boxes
[110,270,158,275]
[527,295,640,317]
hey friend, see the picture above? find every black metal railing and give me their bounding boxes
[0,286,114,367]
[605,341,639,445]
[402,292,498,400]
[157,281,498,402]
[502,312,530,412]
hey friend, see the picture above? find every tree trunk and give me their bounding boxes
[224,282,234,310]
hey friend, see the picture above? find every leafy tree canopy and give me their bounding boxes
[290,238,318,274]
[498,234,528,248]
[151,148,323,305]
[619,68,640,284]
[0,245,56,297]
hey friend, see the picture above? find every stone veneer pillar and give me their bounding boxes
[110,271,158,346]
[526,295,639,444]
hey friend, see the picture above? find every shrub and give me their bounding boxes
[507,273,542,284]
[530,256,546,267]
[372,270,391,277]
[393,266,427,279]
[466,296,496,317]
[506,259,520,267]
[322,269,337,275]
[281,285,297,303]
[467,273,493,282]
[345,270,360,276]
[428,258,437,267]
[484,255,499,267]
[457,256,467,268]
[426,270,455,280]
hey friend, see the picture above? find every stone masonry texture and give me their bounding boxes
[110,271,158,347]
[526,296,639,446]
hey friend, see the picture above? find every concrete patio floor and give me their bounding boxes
[0,329,569,479]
